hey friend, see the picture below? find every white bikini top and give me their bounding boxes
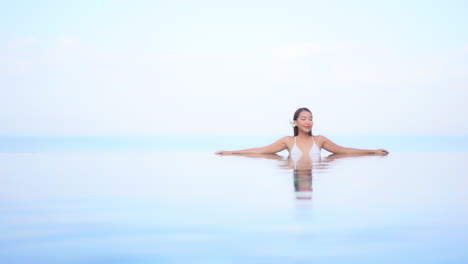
[290,136,321,168]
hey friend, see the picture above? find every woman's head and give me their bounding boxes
[293,107,313,136]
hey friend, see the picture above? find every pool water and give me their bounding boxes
[1,148,468,263]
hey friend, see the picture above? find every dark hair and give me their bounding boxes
[293,107,313,136]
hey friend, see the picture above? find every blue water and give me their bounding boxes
[1,136,468,263]
[1,135,468,153]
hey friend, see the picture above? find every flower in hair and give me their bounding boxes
[289,120,296,127]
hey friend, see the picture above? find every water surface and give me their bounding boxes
[1,148,467,263]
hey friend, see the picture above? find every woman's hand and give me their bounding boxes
[215,150,233,155]
[374,149,389,155]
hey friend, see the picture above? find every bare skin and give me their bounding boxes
[215,110,389,156]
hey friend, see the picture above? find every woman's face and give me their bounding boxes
[295,111,313,134]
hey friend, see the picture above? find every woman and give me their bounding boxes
[215,107,389,156]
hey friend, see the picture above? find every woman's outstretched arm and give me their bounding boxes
[215,137,289,155]
[319,136,388,155]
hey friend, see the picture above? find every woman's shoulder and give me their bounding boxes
[279,136,294,143]
[280,135,294,140]
[313,135,328,143]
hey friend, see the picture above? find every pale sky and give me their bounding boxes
[1,0,468,136]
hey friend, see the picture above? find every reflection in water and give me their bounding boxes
[230,153,322,200]
[232,153,388,201]
[294,169,313,200]
[287,152,322,200]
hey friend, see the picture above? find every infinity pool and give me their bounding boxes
[1,151,467,263]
